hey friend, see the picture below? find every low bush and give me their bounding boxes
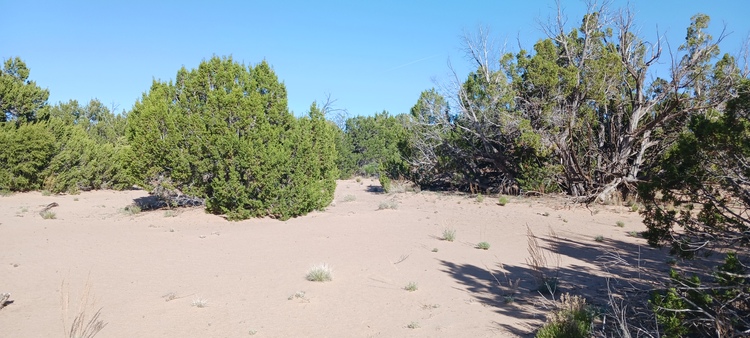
[536,293,594,338]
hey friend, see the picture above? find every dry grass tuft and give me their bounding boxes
[526,225,561,295]
[306,263,333,282]
[61,279,107,338]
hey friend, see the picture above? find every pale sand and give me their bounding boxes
[0,179,666,337]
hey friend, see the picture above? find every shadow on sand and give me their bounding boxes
[438,235,671,336]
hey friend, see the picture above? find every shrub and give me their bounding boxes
[123,205,141,215]
[40,210,56,219]
[498,195,509,206]
[404,282,418,292]
[341,112,408,178]
[650,253,750,337]
[0,123,55,191]
[377,200,398,210]
[379,175,391,193]
[127,57,337,220]
[43,122,132,193]
[536,293,594,338]
[191,298,208,308]
[476,242,491,250]
[306,263,333,282]
[41,100,132,194]
[442,228,456,242]
[616,221,625,227]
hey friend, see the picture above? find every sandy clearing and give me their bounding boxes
[0,179,667,337]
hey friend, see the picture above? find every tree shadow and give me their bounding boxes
[365,185,384,194]
[132,194,205,211]
[132,195,165,210]
[438,235,673,336]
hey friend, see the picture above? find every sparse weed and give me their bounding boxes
[288,291,307,301]
[476,242,491,250]
[442,228,456,242]
[248,330,258,335]
[341,194,356,202]
[630,203,640,212]
[61,280,107,338]
[498,195,509,206]
[542,211,550,217]
[526,226,562,296]
[377,200,399,210]
[628,231,639,237]
[355,177,361,183]
[41,190,51,196]
[407,321,420,329]
[306,263,333,282]
[191,298,208,308]
[162,292,177,302]
[164,210,177,217]
[40,210,56,219]
[616,221,625,227]
[476,194,485,203]
[21,206,28,213]
[73,198,79,201]
[123,204,141,215]
[404,282,418,292]
[0,190,11,197]
[594,235,605,242]
[431,248,439,253]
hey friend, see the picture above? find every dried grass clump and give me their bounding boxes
[306,263,333,282]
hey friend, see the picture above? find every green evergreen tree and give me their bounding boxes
[342,112,408,177]
[0,57,49,124]
[37,99,132,193]
[0,122,55,191]
[127,56,336,220]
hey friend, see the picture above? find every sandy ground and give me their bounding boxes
[0,179,669,337]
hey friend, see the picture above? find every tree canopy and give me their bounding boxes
[127,56,338,220]
[0,57,49,124]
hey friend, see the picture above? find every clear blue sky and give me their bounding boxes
[3,1,748,117]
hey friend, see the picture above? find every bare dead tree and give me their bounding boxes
[318,93,349,130]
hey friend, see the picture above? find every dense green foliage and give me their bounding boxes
[641,79,749,255]
[0,57,133,193]
[402,12,736,202]
[639,80,750,335]
[650,253,749,337]
[0,57,49,124]
[336,112,408,178]
[0,122,55,191]
[127,56,337,220]
[42,99,132,193]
